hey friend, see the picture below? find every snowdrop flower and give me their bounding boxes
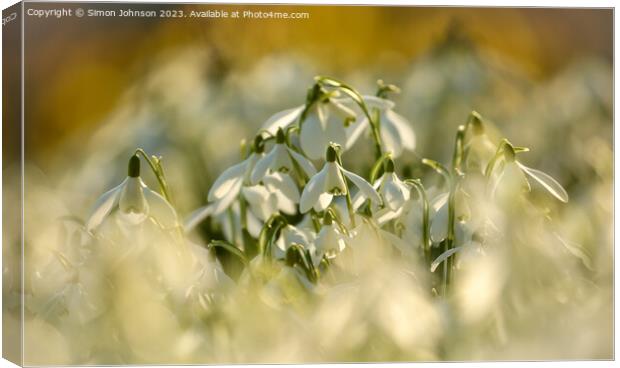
[314,211,347,262]
[491,144,569,203]
[207,136,265,215]
[242,176,302,222]
[464,116,496,174]
[299,146,381,213]
[86,155,177,231]
[185,171,298,235]
[251,128,316,184]
[375,158,410,211]
[299,98,357,160]
[273,225,316,260]
[345,95,416,157]
[261,95,357,160]
[429,190,471,243]
[396,197,424,247]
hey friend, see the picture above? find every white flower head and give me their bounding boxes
[251,128,316,184]
[376,158,410,211]
[86,155,178,232]
[207,135,265,215]
[299,146,381,213]
[273,224,316,260]
[491,144,569,203]
[465,113,497,173]
[429,190,471,243]
[314,211,347,262]
[344,95,416,157]
[299,98,357,160]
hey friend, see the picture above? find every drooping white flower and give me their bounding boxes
[251,128,316,184]
[344,95,416,157]
[260,96,357,160]
[375,158,410,211]
[465,132,496,174]
[207,138,265,215]
[273,225,316,260]
[491,146,569,203]
[299,99,357,160]
[86,155,178,231]
[429,190,471,243]
[314,211,347,263]
[299,146,381,213]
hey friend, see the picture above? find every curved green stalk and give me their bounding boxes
[134,148,174,204]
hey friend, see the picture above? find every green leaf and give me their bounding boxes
[209,240,249,268]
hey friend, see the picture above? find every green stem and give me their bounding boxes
[316,76,383,159]
[334,148,357,228]
[134,148,173,204]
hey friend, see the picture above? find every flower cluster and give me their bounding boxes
[30,76,586,364]
[83,77,574,298]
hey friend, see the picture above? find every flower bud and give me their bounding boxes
[128,155,141,178]
[276,128,286,144]
[384,158,395,173]
[503,143,516,162]
[326,146,337,163]
[253,135,265,153]
[470,111,484,136]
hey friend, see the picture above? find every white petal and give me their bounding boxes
[184,205,214,232]
[381,110,415,156]
[517,162,569,203]
[211,178,243,215]
[328,100,357,121]
[300,105,328,160]
[271,144,294,173]
[242,186,278,221]
[361,95,395,110]
[261,105,304,135]
[324,103,349,148]
[314,192,333,212]
[250,150,275,184]
[208,161,247,201]
[144,188,178,229]
[118,177,148,224]
[86,179,124,231]
[263,172,300,203]
[374,207,402,225]
[324,162,347,195]
[287,147,316,178]
[492,161,529,200]
[299,166,327,213]
[345,117,369,150]
[245,209,262,238]
[340,165,381,204]
[263,173,299,215]
[430,194,449,242]
[381,174,409,211]
[431,246,463,272]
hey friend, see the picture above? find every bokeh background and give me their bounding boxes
[3,2,613,364]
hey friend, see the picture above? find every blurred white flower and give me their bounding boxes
[491,148,569,203]
[300,99,357,160]
[375,159,410,211]
[207,147,264,215]
[273,225,316,260]
[299,146,381,213]
[344,95,416,157]
[429,190,471,243]
[86,155,177,231]
[251,128,316,184]
[314,212,347,262]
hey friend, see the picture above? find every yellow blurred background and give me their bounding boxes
[22,4,612,163]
